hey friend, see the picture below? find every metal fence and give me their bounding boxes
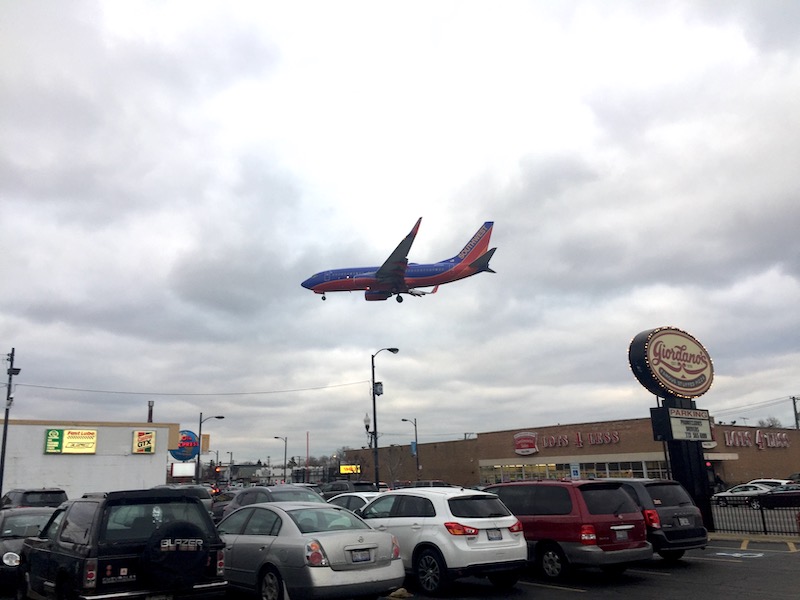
[711,504,800,536]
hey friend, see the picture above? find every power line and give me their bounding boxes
[16,380,369,397]
[712,395,795,416]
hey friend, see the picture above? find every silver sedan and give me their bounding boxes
[712,483,772,507]
[218,501,405,600]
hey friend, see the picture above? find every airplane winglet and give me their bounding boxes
[375,217,422,283]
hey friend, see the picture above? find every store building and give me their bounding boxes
[350,417,800,488]
[0,419,181,499]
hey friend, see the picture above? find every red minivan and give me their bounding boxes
[485,480,653,580]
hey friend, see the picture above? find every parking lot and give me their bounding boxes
[5,536,797,600]
[376,537,800,600]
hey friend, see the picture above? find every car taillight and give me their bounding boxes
[83,559,97,589]
[509,519,524,533]
[444,522,479,536]
[215,549,225,576]
[391,535,401,559]
[304,540,329,566]
[580,524,597,545]
[643,509,661,529]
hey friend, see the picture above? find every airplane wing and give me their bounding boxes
[374,217,422,288]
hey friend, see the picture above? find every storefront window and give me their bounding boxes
[480,459,670,485]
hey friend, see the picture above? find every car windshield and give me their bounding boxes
[580,484,639,515]
[270,488,325,503]
[352,482,377,492]
[289,507,370,533]
[21,492,66,507]
[100,498,214,542]
[1,513,53,538]
[448,495,511,518]
[644,483,694,507]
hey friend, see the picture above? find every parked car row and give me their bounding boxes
[11,478,709,600]
[712,479,800,509]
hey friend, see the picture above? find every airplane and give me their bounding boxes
[301,218,496,302]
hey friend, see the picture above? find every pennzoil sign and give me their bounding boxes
[629,327,714,399]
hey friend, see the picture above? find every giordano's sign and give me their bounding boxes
[629,327,714,442]
[629,326,713,399]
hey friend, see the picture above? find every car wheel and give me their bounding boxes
[749,498,762,510]
[537,543,569,580]
[487,570,520,589]
[55,575,78,600]
[15,569,28,600]
[259,567,284,600]
[414,547,450,595]
[141,521,210,590]
[657,550,685,562]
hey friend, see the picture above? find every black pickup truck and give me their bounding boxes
[16,489,226,600]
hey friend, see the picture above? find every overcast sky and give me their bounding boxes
[2,1,799,467]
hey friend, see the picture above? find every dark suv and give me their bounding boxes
[615,478,707,561]
[319,480,378,500]
[17,489,226,600]
[485,480,653,580]
[221,485,326,518]
[1,489,67,510]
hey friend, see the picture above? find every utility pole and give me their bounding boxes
[1,348,21,499]
[793,396,799,430]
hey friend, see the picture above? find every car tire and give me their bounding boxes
[749,498,762,510]
[537,543,569,580]
[258,567,284,600]
[487,570,520,589]
[658,550,685,562]
[716,498,728,507]
[414,547,450,595]
[141,521,210,590]
[15,569,28,600]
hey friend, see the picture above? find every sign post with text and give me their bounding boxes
[630,326,715,531]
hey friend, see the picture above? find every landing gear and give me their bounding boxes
[395,295,404,303]
[321,294,326,301]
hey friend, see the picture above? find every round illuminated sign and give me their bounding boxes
[629,327,714,399]
[169,429,199,461]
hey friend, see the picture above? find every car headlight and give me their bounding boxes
[3,551,20,567]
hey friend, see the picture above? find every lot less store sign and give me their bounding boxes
[514,430,621,455]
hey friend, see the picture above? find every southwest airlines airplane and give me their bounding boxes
[301,218,496,302]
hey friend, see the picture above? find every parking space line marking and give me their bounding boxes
[628,568,672,576]
[690,556,743,563]
[520,580,587,593]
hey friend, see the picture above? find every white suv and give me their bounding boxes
[357,487,527,594]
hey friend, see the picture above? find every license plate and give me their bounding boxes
[678,517,690,526]
[351,549,371,563]
[487,529,502,541]
[615,530,628,541]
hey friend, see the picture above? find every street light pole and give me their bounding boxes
[371,347,399,488]
[0,348,20,499]
[274,436,288,483]
[195,412,224,484]
[402,417,420,480]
